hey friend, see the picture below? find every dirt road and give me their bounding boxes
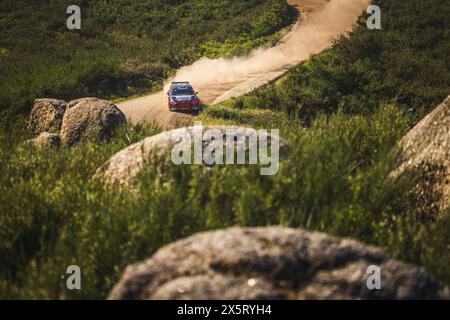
[118,0,370,128]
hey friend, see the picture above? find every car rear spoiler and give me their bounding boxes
[171,81,190,84]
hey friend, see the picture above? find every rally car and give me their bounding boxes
[166,82,201,113]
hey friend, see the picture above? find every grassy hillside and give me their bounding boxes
[0,0,295,115]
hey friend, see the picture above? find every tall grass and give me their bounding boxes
[1,0,449,300]
[231,0,450,123]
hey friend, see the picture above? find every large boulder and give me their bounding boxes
[60,98,127,146]
[29,98,67,135]
[108,227,449,300]
[397,95,450,213]
[94,126,288,187]
[26,132,61,149]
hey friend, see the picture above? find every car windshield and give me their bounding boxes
[172,87,194,96]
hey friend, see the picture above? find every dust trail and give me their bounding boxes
[168,0,370,104]
[119,0,370,126]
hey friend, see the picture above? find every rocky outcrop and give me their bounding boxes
[94,126,288,187]
[60,98,127,146]
[108,227,449,300]
[26,132,61,149]
[397,95,450,213]
[29,99,67,135]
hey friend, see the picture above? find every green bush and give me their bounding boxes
[1,0,449,300]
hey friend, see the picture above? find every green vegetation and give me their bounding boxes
[0,0,449,299]
[212,0,449,124]
[201,1,293,59]
[197,0,450,287]
[0,0,295,115]
[1,106,448,299]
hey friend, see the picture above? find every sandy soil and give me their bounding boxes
[117,0,370,129]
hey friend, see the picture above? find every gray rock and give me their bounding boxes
[397,95,450,213]
[60,98,127,146]
[26,132,61,149]
[95,126,288,188]
[29,98,67,135]
[108,227,449,300]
